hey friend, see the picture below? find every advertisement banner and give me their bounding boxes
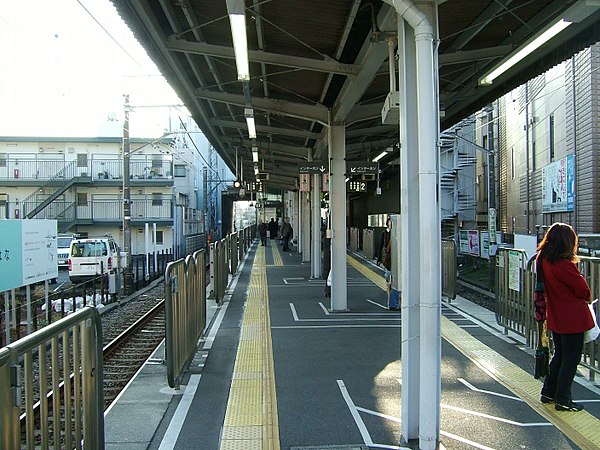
[468,230,480,257]
[480,232,490,259]
[542,155,574,213]
[459,230,469,254]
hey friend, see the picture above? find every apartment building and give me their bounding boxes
[0,136,177,254]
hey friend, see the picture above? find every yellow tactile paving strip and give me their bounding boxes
[271,242,284,266]
[220,246,280,450]
[349,254,600,450]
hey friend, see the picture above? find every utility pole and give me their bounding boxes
[123,94,133,294]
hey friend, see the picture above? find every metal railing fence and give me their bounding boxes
[0,307,104,449]
[164,250,206,389]
[495,249,600,381]
[441,239,457,301]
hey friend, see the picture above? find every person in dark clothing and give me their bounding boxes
[538,222,593,412]
[281,217,293,251]
[268,218,278,241]
[257,220,267,246]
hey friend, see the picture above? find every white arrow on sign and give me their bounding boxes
[319,166,325,172]
[350,167,356,173]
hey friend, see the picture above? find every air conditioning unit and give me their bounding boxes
[381,91,400,125]
[256,173,269,181]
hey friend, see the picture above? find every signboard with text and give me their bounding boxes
[346,162,378,175]
[298,162,328,174]
[0,220,58,292]
[542,154,574,213]
[347,180,367,192]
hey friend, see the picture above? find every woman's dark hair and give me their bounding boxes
[537,222,579,263]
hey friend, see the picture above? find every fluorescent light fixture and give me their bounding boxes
[479,19,571,85]
[372,149,392,163]
[245,108,257,139]
[226,0,250,81]
[252,146,259,163]
[254,165,259,175]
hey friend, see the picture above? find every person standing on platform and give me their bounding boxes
[281,217,293,251]
[268,218,277,242]
[538,222,593,412]
[378,218,399,310]
[257,220,267,246]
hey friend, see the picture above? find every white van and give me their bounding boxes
[57,234,75,267]
[68,236,122,283]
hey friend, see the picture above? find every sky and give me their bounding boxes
[0,0,186,138]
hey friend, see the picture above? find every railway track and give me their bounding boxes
[102,300,166,408]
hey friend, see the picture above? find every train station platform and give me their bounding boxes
[104,240,600,450]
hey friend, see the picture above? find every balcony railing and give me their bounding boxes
[0,155,173,181]
[18,199,173,223]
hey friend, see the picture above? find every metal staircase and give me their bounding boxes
[440,119,479,222]
[23,161,78,219]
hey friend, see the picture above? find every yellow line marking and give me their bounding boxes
[271,243,284,266]
[220,245,280,450]
[347,254,600,450]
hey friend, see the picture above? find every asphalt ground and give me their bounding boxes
[105,241,600,450]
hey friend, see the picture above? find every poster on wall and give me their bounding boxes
[542,154,574,213]
[459,230,469,254]
[468,230,480,257]
[480,232,490,259]
[508,250,521,292]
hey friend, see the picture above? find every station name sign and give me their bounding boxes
[298,162,328,174]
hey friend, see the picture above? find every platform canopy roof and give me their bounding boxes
[112,0,600,190]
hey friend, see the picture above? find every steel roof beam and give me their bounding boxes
[165,37,360,76]
[221,137,310,159]
[210,118,319,140]
[439,45,513,66]
[196,88,329,125]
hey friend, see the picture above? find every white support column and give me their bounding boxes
[301,191,311,262]
[386,2,440,449]
[328,123,347,311]
[311,173,322,278]
[292,191,300,252]
[398,17,421,443]
[415,20,441,450]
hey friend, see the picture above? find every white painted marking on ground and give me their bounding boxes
[440,430,497,450]
[272,324,401,329]
[203,302,229,350]
[158,374,202,450]
[337,380,374,447]
[458,378,522,401]
[356,406,401,423]
[288,303,400,322]
[366,299,388,309]
[289,303,300,321]
[441,403,552,427]
[318,301,392,316]
[337,379,410,450]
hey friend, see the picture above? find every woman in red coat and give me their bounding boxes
[538,222,593,412]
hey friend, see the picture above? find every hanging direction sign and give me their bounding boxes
[298,161,328,174]
[347,180,367,192]
[346,162,378,175]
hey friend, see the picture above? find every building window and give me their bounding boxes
[77,153,88,167]
[0,154,6,167]
[151,158,161,168]
[154,230,164,244]
[549,114,555,162]
[152,193,163,206]
[77,193,88,206]
[511,147,516,180]
[174,164,186,177]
